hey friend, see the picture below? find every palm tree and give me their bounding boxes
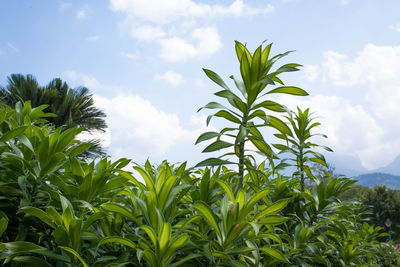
[0,74,107,156]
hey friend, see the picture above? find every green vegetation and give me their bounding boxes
[0,74,107,156]
[0,41,398,266]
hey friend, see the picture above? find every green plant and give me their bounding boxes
[273,108,332,191]
[196,41,308,193]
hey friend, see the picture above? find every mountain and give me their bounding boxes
[326,153,368,177]
[355,172,400,189]
[374,155,400,176]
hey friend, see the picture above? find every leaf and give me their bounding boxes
[101,203,136,221]
[59,246,89,267]
[195,132,220,145]
[267,116,292,137]
[0,217,8,236]
[194,201,221,238]
[260,248,289,262]
[158,223,171,253]
[98,236,136,250]
[195,158,235,167]
[12,256,53,267]
[203,69,230,91]
[258,215,288,225]
[0,126,27,142]
[252,100,287,112]
[66,143,92,157]
[256,199,290,219]
[266,86,308,96]
[202,140,233,153]
[214,110,241,124]
[229,75,246,97]
[215,179,235,202]
[140,225,157,246]
[235,125,249,145]
[20,207,55,228]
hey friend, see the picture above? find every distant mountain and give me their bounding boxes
[355,172,400,189]
[326,153,367,177]
[374,155,400,176]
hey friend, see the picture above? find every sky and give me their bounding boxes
[1,0,400,173]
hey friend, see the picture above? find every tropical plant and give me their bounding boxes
[0,40,391,266]
[273,107,332,191]
[0,74,107,156]
[196,41,308,193]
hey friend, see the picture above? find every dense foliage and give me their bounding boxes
[0,74,107,156]
[0,41,398,266]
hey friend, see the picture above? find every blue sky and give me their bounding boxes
[1,0,400,173]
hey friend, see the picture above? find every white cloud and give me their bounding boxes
[86,35,100,41]
[63,71,102,90]
[120,52,137,59]
[110,0,272,62]
[302,64,319,81]
[389,23,400,32]
[320,44,400,120]
[159,27,222,62]
[76,8,86,19]
[154,71,184,86]
[109,0,274,24]
[340,0,349,5]
[7,42,19,52]
[130,25,165,41]
[93,94,212,159]
[300,43,400,169]
[159,37,197,62]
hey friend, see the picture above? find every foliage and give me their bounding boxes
[273,108,332,191]
[362,185,400,241]
[0,74,107,156]
[0,40,391,266]
[197,41,308,193]
[0,100,387,266]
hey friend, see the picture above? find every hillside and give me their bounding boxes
[355,172,400,189]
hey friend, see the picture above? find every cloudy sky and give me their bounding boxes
[1,0,400,172]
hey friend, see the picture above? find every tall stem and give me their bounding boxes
[299,148,304,191]
[236,113,248,194]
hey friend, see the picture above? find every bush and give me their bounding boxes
[0,40,390,266]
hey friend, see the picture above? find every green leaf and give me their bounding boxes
[0,126,27,142]
[266,86,308,96]
[214,110,241,124]
[12,256,53,267]
[252,100,286,112]
[256,199,290,219]
[202,140,233,153]
[203,69,230,91]
[66,143,92,157]
[20,207,55,228]
[195,158,235,167]
[59,246,89,267]
[235,125,248,145]
[101,203,136,221]
[215,179,235,202]
[260,248,289,262]
[267,116,292,136]
[195,132,220,145]
[258,215,288,225]
[98,236,136,250]
[229,75,246,97]
[158,223,171,253]
[194,201,221,238]
[0,218,8,236]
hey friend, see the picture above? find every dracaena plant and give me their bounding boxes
[273,107,332,191]
[196,41,308,193]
